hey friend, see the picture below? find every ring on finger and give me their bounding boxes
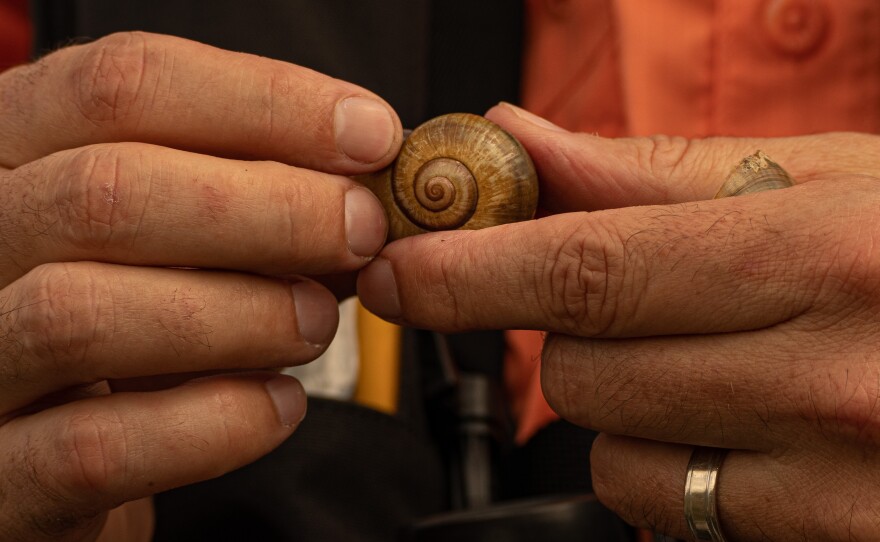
[684,446,729,542]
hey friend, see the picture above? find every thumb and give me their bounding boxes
[485,103,866,212]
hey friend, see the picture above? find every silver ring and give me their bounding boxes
[684,446,729,541]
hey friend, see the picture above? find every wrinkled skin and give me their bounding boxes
[359,102,880,541]
[0,32,398,541]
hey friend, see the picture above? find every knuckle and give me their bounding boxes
[540,334,590,425]
[18,263,110,375]
[800,364,880,445]
[537,220,626,336]
[0,166,40,279]
[70,32,153,124]
[430,237,478,330]
[54,410,130,496]
[588,434,613,497]
[55,145,134,249]
[184,378,261,453]
[7,432,96,537]
[784,457,880,540]
[633,135,694,180]
[589,436,634,520]
[206,382,250,433]
[837,181,880,283]
[246,63,297,149]
[794,179,880,311]
[277,176,314,255]
[158,286,214,353]
[0,57,51,163]
[589,435,675,534]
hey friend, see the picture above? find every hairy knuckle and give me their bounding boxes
[55,410,130,495]
[0,58,52,165]
[19,263,110,374]
[158,286,214,353]
[70,32,152,124]
[5,432,95,538]
[0,165,41,279]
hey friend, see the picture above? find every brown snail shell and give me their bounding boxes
[357,113,539,241]
[714,150,795,198]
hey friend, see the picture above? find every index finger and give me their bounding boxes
[0,32,402,171]
[357,179,868,336]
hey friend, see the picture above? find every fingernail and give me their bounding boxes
[345,187,388,257]
[357,258,401,320]
[290,281,339,347]
[500,102,568,132]
[334,96,397,163]
[264,375,307,427]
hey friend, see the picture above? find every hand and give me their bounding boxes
[0,32,399,541]
[358,102,880,540]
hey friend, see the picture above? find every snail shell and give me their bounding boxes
[358,113,538,241]
[714,150,795,198]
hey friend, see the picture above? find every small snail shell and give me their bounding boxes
[357,113,538,241]
[714,150,795,198]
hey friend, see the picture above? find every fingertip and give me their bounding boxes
[344,187,388,259]
[484,102,514,124]
[333,95,403,167]
[264,374,308,428]
[356,257,402,321]
[290,280,340,348]
[485,102,568,133]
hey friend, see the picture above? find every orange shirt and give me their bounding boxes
[524,0,880,136]
[509,0,880,442]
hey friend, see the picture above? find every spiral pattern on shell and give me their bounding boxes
[401,156,477,229]
[358,113,538,240]
[419,176,455,210]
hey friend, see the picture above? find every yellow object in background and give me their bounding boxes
[354,301,400,414]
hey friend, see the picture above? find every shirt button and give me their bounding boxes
[763,0,829,56]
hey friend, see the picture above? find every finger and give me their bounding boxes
[590,434,879,540]
[0,32,402,172]
[359,179,867,336]
[98,499,154,542]
[0,143,387,285]
[0,262,338,414]
[485,103,880,212]
[539,322,872,450]
[0,372,306,541]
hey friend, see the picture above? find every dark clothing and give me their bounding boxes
[31,0,524,128]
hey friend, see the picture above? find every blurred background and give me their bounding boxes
[0,0,30,71]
